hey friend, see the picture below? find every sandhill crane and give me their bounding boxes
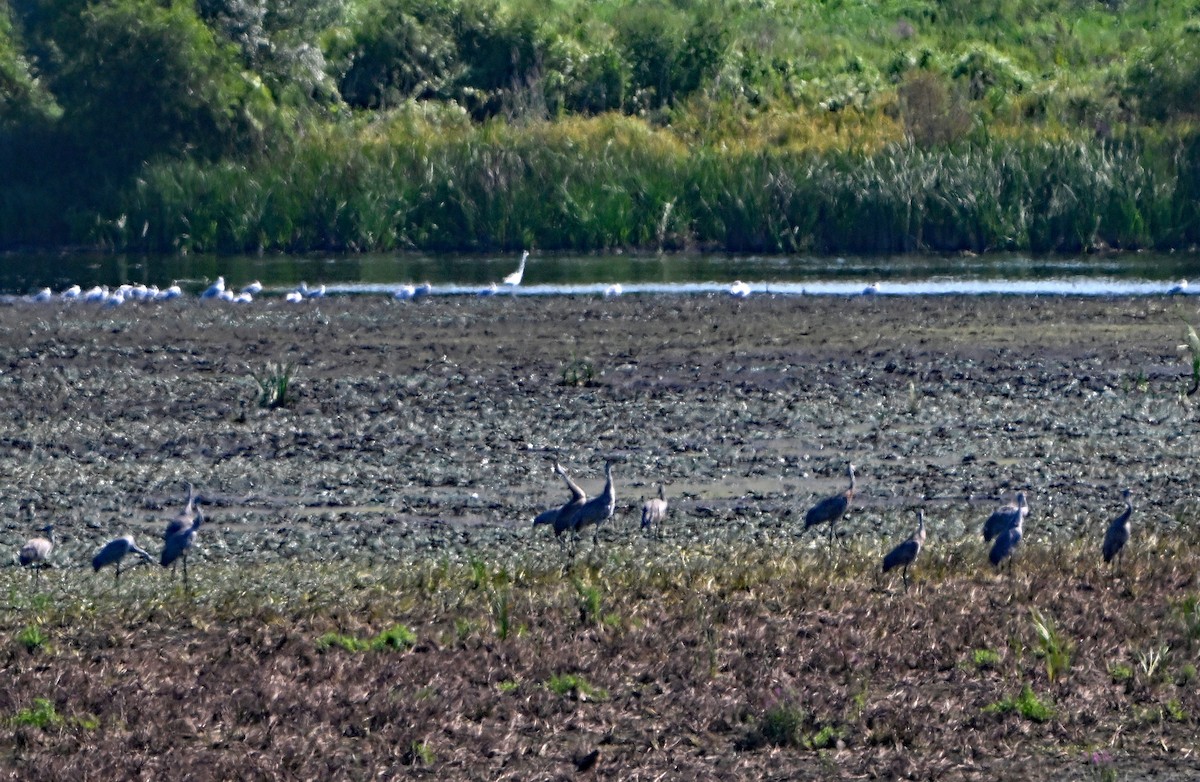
[1102,489,1133,569]
[503,251,530,288]
[882,510,925,591]
[989,505,1025,571]
[18,524,55,585]
[641,483,668,536]
[983,492,1028,543]
[532,461,588,540]
[565,460,617,544]
[804,463,855,547]
[162,484,204,587]
[93,535,154,584]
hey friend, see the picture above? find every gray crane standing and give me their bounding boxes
[18,524,55,586]
[93,535,154,584]
[804,463,855,547]
[988,501,1025,572]
[983,492,1028,543]
[532,460,588,542]
[565,459,617,545]
[882,509,925,591]
[1102,488,1133,570]
[161,484,204,587]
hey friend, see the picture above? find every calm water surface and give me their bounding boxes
[3,251,1200,297]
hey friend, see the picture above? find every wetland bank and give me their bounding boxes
[1,293,1199,779]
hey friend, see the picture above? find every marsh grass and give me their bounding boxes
[250,361,297,409]
[985,683,1054,723]
[10,698,62,729]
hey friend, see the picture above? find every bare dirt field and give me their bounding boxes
[0,293,1198,780]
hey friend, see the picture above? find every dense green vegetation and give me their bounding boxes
[3,0,1200,254]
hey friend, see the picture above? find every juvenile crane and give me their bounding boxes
[1102,488,1133,569]
[565,459,617,544]
[18,524,55,585]
[641,483,668,536]
[93,535,154,584]
[983,492,1028,543]
[161,484,204,587]
[804,463,856,546]
[882,509,925,591]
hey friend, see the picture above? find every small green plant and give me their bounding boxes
[760,694,806,747]
[10,698,62,729]
[574,579,602,626]
[973,648,1002,669]
[490,588,512,640]
[469,557,488,590]
[1177,663,1197,686]
[316,632,369,652]
[985,683,1054,723]
[1030,608,1073,683]
[454,617,478,644]
[251,361,297,409]
[1166,698,1187,722]
[16,625,48,653]
[317,625,416,652]
[1175,595,1200,648]
[1136,645,1169,682]
[560,353,596,387]
[371,624,417,651]
[806,724,843,750]
[1108,662,1134,684]
[496,680,520,694]
[407,740,435,766]
[546,673,607,700]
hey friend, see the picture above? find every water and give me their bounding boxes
[2,250,1200,298]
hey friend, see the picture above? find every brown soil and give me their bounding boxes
[0,294,1199,780]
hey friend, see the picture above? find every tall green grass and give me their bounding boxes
[110,115,1197,255]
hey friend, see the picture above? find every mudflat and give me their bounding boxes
[0,294,1197,780]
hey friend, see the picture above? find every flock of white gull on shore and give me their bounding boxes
[12,250,906,305]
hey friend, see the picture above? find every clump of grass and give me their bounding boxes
[317,625,416,652]
[1136,645,1169,684]
[1030,608,1073,683]
[985,683,1054,723]
[406,741,435,766]
[490,587,512,640]
[496,679,520,694]
[16,625,49,653]
[1108,661,1134,684]
[972,648,1002,669]
[758,689,807,747]
[316,632,370,652]
[574,579,602,626]
[251,361,297,409]
[1166,698,1188,722]
[1175,595,1200,649]
[545,673,607,700]
[560,353,596,387]
[10,698,62,729]
[371,624,417,650]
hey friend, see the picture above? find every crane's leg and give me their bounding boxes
[902,565,911,593]
[182,553,189,590]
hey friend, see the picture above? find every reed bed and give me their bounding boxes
[115,119,1198,255]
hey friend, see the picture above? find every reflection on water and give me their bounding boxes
[1,251,1199,297]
